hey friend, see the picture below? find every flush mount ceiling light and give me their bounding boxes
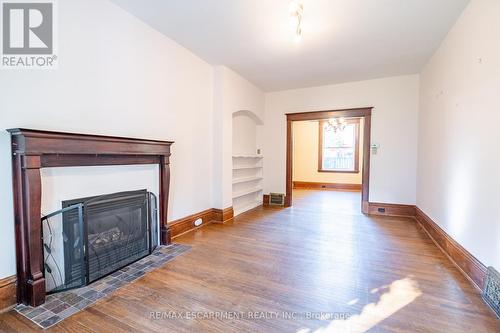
[289,0,304,42]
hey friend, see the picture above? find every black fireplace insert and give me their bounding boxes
[41,189,158,293]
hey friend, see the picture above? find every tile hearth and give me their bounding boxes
[14,243,191,329]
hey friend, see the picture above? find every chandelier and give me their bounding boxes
[324,117,347,133]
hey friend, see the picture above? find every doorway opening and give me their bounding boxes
[285,107,372,213]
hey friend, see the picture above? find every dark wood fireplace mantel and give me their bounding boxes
[8,128,174,306]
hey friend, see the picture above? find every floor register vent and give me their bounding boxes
[269,193,285,206]
[483,266,500,318]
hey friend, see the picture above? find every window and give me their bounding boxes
[318,119,360,173]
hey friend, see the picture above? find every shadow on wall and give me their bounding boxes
[232,110,264,155]
[232,110,264,125]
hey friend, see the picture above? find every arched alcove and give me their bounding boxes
[232,110,263,156]
[232,110,264,216]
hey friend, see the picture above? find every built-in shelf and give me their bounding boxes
[232,187,262,199]
[233,200,262,217]
[232,176,263,184]
[232,151,263,215]
[232,155,263,158]
[232,166,263,170]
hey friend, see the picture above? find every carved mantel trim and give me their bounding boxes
[8,128,174,306]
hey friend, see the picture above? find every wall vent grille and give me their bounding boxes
[483,266,500,318]
[269,193,285,206]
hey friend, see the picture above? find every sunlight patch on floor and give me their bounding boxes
[297,277,422,333]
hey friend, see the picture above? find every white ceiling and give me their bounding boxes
[111,0,469,91]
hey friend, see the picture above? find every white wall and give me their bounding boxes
[0,0,215,279]
[418,0,500,269]
[263,75,419,204]
[293,120,363,184]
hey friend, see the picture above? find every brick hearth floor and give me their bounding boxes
[14,243,191,329]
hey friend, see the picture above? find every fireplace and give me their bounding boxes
[9,128,173,306]
[42,190,158,292]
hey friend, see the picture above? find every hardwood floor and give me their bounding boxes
[0,189,498,332]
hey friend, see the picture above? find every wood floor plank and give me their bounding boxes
[0,189,498,332]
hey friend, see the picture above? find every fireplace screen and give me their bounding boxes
[41,189,158,293]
